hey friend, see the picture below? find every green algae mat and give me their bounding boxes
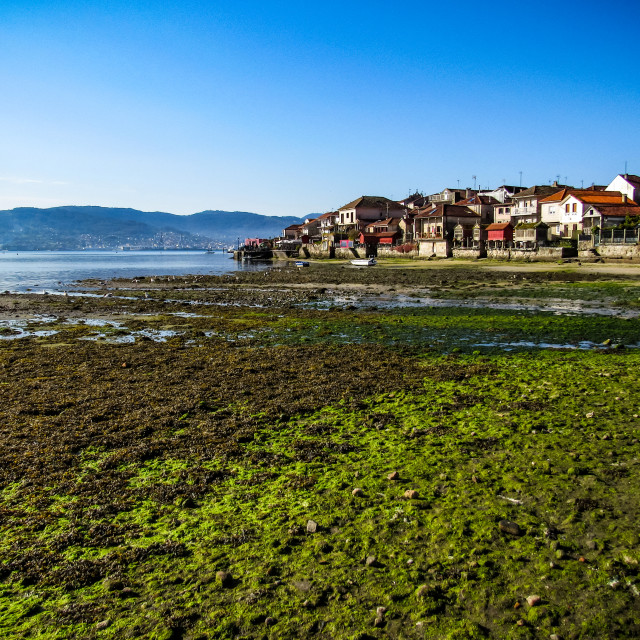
[1,263,640,639]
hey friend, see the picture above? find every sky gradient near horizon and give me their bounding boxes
[2,0,639,217]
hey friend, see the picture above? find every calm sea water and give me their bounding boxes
[0,250,267,292]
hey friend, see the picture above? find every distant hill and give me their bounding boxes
[0,206,306,250]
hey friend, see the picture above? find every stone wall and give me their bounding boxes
[596,244,640,259]
[452,248,486,259]
[485,247,577,261]
[417,239,450,258]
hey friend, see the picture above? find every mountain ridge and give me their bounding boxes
[0,206,307,250]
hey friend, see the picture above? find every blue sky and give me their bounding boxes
[1,0,638,216]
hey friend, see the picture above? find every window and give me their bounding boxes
[565,204,570,213]
[572,203,577,212]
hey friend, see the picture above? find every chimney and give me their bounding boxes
[622,194,628,204]
[552,180,558,187]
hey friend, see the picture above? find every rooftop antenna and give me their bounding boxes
[519,171,522,187]
[556,174,561,184]
[472,175,477,190]
[457,179,460,189]
[581,179,584,189]
[564,176,568,185]
[625,160,628,176]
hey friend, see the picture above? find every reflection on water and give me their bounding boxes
[0,250,266,292]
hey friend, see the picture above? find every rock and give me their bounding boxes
[387,471,400,480]
[404,489,419,499]
[376,606,387,616]
[550,635,561,640]
[498,520,521,536]
[306,519,319,533]
[103,578,124,592]
[216,570,233,587]
[365,555,377,567]
[293,579,312,592]
[526,594,542,607]
[96,619,111,630]
[415,584,430,598]
[516,619,525,626]
[352,487,364,497]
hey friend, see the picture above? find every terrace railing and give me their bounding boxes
[594,229,640,245]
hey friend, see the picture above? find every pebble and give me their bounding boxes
[526,594,542,607]
[498,520,521,536]
[365,555,377,567]
[306,519,319,533]
[387,471,400,480]
[96,620,111,630]
[404,489,419,499]
[216,571,233,587]
[352,487,364,497]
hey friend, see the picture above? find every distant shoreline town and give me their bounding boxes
[244,173,640,261]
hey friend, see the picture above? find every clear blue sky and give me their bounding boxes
[1,0,638,216]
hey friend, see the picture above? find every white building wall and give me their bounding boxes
[607,175,637,201]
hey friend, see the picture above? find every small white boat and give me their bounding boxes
[295,260,310,267]
[350,258,377,266]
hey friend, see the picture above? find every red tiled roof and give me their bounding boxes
[339,196,404,211]
[457,195,499,206]
[486,223,513,230]
[585,204,640,217]
[416,204,480,219]
[360,231,399,239]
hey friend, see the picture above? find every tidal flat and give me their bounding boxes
[1,261,640,639]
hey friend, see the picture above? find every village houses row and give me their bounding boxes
[278,173,640,254]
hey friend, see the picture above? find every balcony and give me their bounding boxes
[512,206,538,216]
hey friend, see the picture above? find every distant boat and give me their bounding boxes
[350,258,377,266]
[295,260,310,267]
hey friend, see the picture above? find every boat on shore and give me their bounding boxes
[350,258,377,266]
[295,260,310,267]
